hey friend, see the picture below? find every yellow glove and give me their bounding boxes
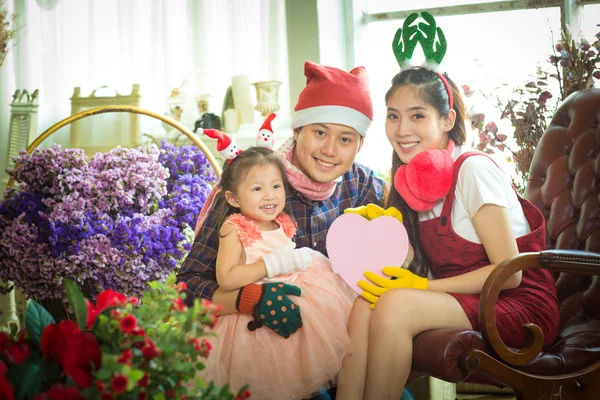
[344,204,403,223]
[358,267,428,309]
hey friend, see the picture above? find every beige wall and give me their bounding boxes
[285,0,321,117]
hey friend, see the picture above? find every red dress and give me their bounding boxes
[419,152,559,349]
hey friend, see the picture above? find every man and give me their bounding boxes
[177,60,386,398]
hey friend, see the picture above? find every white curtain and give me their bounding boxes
[0,0,288,329]
[0,0,289,187]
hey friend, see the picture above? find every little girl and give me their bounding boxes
[200,144,356,400]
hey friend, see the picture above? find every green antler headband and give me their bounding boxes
[392,11,448,71]
[392,12,453,110]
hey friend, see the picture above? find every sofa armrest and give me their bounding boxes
[476,250,600,367]
[412,328,485,382]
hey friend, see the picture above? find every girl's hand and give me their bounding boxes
[262,247,312,278]
[358,267,428,309]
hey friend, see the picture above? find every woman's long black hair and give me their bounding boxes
[385,68,467,277]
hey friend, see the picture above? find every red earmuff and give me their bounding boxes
[394,140,455,212]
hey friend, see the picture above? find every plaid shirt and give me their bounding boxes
[177,162,386,304]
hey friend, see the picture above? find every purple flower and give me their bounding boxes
[0,143,214,301]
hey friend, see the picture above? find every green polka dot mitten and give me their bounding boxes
[236,282,303,339]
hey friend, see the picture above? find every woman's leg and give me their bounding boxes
[364,289,472,400]
[336,297,372,400]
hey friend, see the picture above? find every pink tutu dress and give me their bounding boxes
[201,213,356,400]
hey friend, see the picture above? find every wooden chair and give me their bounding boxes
[410,88,600,400]
[69,84,141,157]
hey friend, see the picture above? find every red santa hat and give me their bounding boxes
[202,129,240,160]
[259,113,276,134]
[291,61,373,137]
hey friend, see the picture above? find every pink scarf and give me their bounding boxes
[194,137,337,236]
[276,137,337,202]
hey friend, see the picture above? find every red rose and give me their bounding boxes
[45,384,84,400]
[87,290,127,328]
[4,340,30,365]
[85,299,100,329]
[111,374,128,394]
[61,332,102,388]
[96,289,127,311]
[199,339,212,358]
[119,315,137,334]
[138,373,149,387]
[96,379,106,392]
[0,374,15,400]
[171,298,187,312]
[41,320,79,363]
[137,393,147,400]
[100,394,114,400]
[131,327,145,336]
[141,339,160,360]
[117,349,133,365]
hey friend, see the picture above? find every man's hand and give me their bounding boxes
[344,204,403,223]
[236,282,303,338]
[358,267,428,309]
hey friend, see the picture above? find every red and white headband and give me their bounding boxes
[199,113,277,164]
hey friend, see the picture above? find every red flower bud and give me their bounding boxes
[171,297,187,312]
[111,374,128,394]
[593,70,600,80]
[555,43,564,52]
[119,315,138,334]
[235,389,252,400]
[141,340,160,360]
[117,349,133,364]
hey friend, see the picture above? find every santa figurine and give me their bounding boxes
[200,128,241,162]
[256,113,276,150]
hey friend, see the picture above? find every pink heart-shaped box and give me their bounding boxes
[326,213,409,294]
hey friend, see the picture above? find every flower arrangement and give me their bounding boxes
[0,142,216,317]
[470,26,600,193]
[0,274,250,399]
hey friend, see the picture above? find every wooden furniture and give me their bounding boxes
[410,88,600,400]
[69,85,141,157]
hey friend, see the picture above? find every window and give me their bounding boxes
[365,0,508,14]
[355,7,562,175]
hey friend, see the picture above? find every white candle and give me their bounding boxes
[231,74,255,124]
[224,108,239,133]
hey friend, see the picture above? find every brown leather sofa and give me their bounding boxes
[410,88,600,400]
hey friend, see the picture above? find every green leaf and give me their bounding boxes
[63,279,88,330]
[25,300,56,349]
[130,369,145,382]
